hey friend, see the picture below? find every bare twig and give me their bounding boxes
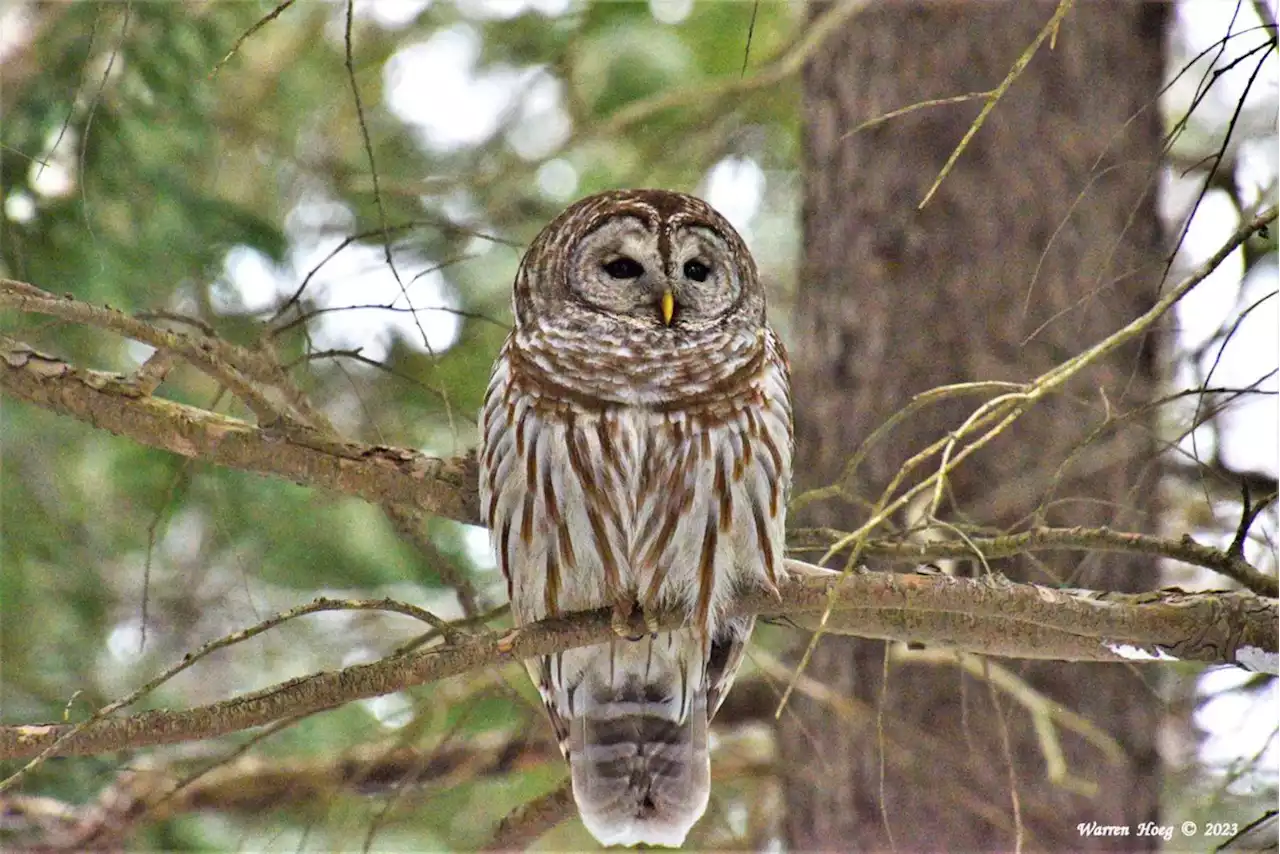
[817,205,1278,565]
[793,525,1277,597]
[0,279,315,425]
[918,0,1076,209]
[1229,482,1278,565]
[589,0,869,143]
[481,782,574,852]
[382,503,482,616]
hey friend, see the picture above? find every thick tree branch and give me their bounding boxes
[2,566,1273,763]
[0,336,479,523]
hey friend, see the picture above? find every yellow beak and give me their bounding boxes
[660,290,675,325]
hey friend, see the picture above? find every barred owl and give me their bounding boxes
[479,189,792,847]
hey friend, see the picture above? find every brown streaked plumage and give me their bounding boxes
[479,189,793,848]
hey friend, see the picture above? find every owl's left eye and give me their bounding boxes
[683,260,710,282]
[602,257,645,279]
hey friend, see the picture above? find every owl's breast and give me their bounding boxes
[481,332,790,630]
[549,387,785,631]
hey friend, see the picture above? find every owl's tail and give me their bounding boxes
[563,637,711,848]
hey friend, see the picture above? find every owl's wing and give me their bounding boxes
[765,327,796,507]
[702,329,791,720]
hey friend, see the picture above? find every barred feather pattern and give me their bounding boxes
[479,189,792,848]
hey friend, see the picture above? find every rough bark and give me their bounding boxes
[782,3,1168,850]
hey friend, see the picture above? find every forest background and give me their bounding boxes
[0,1,1277,850]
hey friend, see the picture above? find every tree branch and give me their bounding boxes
[0,336,479,523]
[0,279,316,424]
[481,782,575,853]
[2,565,1273,764]
[794,525,1279,597]
[586,0,868,145]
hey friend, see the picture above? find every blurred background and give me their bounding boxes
[1,1,1275,850]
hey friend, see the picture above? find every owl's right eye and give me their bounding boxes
[602,257,644,279]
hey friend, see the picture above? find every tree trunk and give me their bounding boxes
[781,3,1168,850]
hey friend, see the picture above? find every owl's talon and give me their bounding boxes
[496,629,519,654]
[758,574,782,601]
[611,598,645,641]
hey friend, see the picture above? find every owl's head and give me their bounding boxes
[513,189,763,336]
